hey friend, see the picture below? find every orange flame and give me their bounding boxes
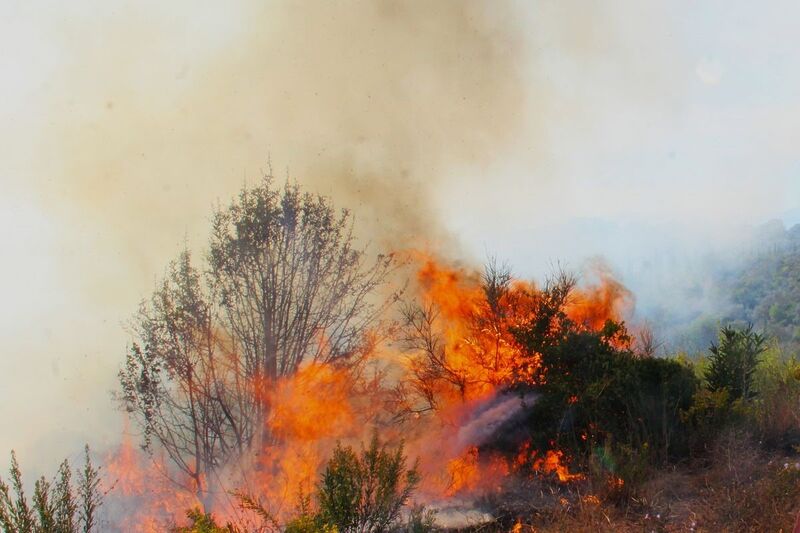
[406,254,625,498]
[407,254,631,400]
[104,433,200,532]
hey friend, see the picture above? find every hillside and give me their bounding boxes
[662,223,800,355]
[722,223,800,348]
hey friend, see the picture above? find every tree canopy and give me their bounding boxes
[119,178,396,492]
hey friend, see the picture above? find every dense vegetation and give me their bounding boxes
[118,178,396,492]
[112,208,800,531]
[174,435,428,533]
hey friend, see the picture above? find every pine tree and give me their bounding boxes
[706,324,766,401]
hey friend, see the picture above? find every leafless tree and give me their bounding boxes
[635,321,662,358]
[119,177,397,493]
[394,261,520,417]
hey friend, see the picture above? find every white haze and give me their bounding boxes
[1,0,800,479]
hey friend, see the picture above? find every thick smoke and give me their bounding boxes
[454,392,538,453]
[9,0,799,488]
[2,0,532,478]
[38,0,528,260]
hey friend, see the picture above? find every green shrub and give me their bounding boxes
[705,324,766,401]
[515,317,697,471]
[680,388,734,456]
[0,446,102,533]
[318,433,420,533]
[284,514,337,533]
[223,434,425,532]
[282,489,336,533]
[173,508,238,533]
[751,350,800,448]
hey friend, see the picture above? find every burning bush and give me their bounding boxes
[396,257,698,497]
[187,433,428,533]
[118,177,397,495]
[106,179,800,530]
[518,325,698,465]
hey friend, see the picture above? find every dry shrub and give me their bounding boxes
[478,470,672,533]
[692,429,800,532]
[468,431,800,532]
[753,352,800,449]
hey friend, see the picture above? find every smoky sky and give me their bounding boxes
[2,0,800,474]
[0,0,531,473]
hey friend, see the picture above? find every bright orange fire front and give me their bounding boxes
[104,433,200,532]
[104,254,632,527]
[405,255,628,499]
[407,255,631,400]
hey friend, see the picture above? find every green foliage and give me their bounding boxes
[0,452,33,533]
[284,515,337,533]
[318,433,420,533]
[77,447,101,533]
[32,479,54,533]
[172,508,243,533]
[515,309,698,469]
[228,435,428,532]
[53,460,77,533]
[0,448,102,533]
[281,486,336,533]
[751,349,800,448]
[679,327,800,456]
[730,231,800,336]
[705,324,766,401]
[670,224,800,354]
[680,388,735,456]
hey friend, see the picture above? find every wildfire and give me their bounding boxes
[445,446,511,496]
[443,441,583,498]
[247,362,361,519]
[566,260,633,331]
[104,433,200,532]
[405,254,627,498]
[407,256,631,402]
[532,450,585,483]
[267,362,354,442]
[103,254,632,527]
